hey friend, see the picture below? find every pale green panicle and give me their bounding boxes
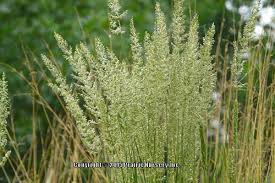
[231,2,259,86]
[0,74,11,167]
[42,46,100,154]
[130,18,143,66]
[107,0,127,35]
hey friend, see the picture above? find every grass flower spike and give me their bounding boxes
[0,74,11,167]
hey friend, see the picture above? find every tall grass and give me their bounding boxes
[0,0,274,182]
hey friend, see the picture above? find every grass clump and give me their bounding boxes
[42,0,216,182]
[0,0,274,182]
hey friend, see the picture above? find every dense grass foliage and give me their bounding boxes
[42,1,216,180]
[0,0,274,182]
[0,0,240,155]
